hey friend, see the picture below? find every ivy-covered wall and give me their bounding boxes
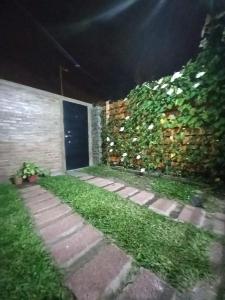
[103,13,225,180]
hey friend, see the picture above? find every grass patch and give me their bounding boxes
[39,175,215,290]
[83,165,225,213]
[0,183,71,300]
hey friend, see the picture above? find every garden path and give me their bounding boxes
[71,171,225,236]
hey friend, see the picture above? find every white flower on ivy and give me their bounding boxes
[148,124,154,130]
[168,114,175,119]
[158,78,163,84]
[136,155,141,160]
[176,88,183,95]
[167,88,174,96]
[120,127,124,132]
[143,83,150,89]
[196,71,206,78]
[136,126,140,130]
[170,153,175,158]
[125,116,130,120]
[121,157,124,162]
[122,153,127,157]
[110,142,114,146]
[109,149,113,152]
[140,168,145,173]
[171,71,182,82]
[132,137,138,142]
[124,97,128,101]
[153,85,159,90]
[106,137,110,142]
[193,82,200,88]
[161,83,168,89]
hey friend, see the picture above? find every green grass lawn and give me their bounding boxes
[0,183,71,300]
[39,175,215,290]
[82,165,225,213]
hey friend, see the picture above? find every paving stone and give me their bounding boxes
[23,192,55,203]
[21,187,45,198]
[118,269,175,300]
[50,224,103,267]
[21,185,42,194]
[212,218,225,235]
[104,182,125,192]
[40,213,84,244]
[117,187,139,198]
[79,175,95,181]
[26,197,60,214]
[150,198,177,216]
[66,244,132,300]
[34,204,72,228]
[130,191,155,206]
[87,177,114,187]
[177,205,205,227]
[212,212,225,222]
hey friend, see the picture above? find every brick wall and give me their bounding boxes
[0,80,101,180]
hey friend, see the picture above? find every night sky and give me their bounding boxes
[0,0,210,102]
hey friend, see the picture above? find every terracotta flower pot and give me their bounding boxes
[28,175,38,183]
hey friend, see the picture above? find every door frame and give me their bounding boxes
[60,97,93,171]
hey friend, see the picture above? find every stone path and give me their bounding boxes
[20,184,180,300]
[72,172,225,236]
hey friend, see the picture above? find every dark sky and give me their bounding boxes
[0,0,208,102]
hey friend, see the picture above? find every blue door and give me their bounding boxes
[63,101,89,170]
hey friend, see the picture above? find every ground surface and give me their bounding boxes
[39,175,215,290]
[0,183,71,300]
[83,165,225,213]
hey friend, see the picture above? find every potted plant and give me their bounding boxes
[12,170,23,186]
[21,162,41,183]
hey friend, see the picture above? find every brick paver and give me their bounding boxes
[118,269,176,300]
[212,218,225,235]
[87,177,114,187]
[178,205,205,227]
[25,197,59,214]
[40,213,84,244]
[117,187,139,198]
[50,224,103,267]
[150,198,177,216]
[79,175,95,181]
[130,191,155,206]
[104,182,125,192]
[66,244,132,300]
[34,204,72,228]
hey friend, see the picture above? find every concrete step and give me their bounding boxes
[50,224,103,268]
[79,175,96,181]
[117,268,176,300]
[40,213,84,244]
[66,244,132,300]
[177,205,205,227]
[149,198,177,216]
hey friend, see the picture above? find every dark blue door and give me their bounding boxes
[63,101,89,170]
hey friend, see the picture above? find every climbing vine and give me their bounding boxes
[103,13,225,180]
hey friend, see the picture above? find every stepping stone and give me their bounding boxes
[21,185,42,194]
[66,244,132,300]
[130,191,155,206]
[211,212,225,222]
[40,213,84,244]
[34,204,72,228]
[150,198,177,216]
[21,187,45,198]
[23,192,56,204]
[177,205,205,227]
[79,175,95,181]
[117,187,139,198]
[87,177,114,187]
[104,182,125,192]
[118,269,176,300]
[212,218,225,235]
[25,197,59,214]
[50,224,103,267]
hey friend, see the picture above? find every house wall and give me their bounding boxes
[0,79,102,181]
